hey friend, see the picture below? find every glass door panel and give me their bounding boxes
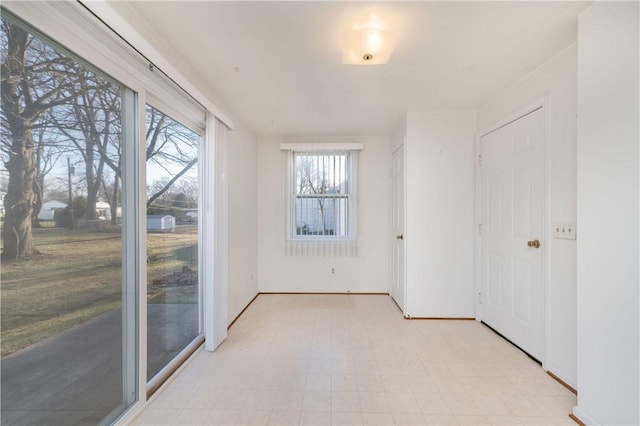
[0,14,135,425]
[145,105,201,381]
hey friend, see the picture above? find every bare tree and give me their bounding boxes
[170,178,198,208]
[146,158,197,208]
[32,116,67,226]
[297,155,330,234]
[1,19,199,258]
[145,105,198,208]
[100,173,120,225]
[1,19,78,259]
[50,78,121,221]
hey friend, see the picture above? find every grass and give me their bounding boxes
[0,226,198,358]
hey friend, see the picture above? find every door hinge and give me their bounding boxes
[478,223,483,236]
[478,154,482,167]
[478,292,482,305]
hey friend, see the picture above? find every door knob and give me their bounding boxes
[396,234,404,240]
[527,239,541,248]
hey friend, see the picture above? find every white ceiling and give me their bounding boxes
[114,1,591,136]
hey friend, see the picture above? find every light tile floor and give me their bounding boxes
[131,294,577,426]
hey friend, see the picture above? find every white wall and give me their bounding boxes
[404,112,476,318]
[258,135,390,293]
[477,45,578,387]
[391,117,407,154]
[227,125,260,323]
[575,2,639,425]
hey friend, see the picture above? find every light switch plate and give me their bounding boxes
[554,222,576,240]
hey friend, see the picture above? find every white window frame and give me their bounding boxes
[289,150,356,241]
[281,143,362,256]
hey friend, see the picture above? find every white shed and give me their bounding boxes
[147,215,175,232]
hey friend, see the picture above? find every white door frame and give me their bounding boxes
[475,97,550,369]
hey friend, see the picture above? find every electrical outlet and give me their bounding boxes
[553,222,576,240]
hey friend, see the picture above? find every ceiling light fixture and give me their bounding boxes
[342,13,395,65]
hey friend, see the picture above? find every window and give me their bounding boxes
[282,143,362,251]
[293,151,353,239]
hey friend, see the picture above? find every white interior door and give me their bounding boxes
[480,108,544,361]
[391,145,405,314]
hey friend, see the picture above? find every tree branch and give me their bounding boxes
[146,157,197,208]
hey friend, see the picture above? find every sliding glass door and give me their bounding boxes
[1,4,210,424]
[0,14,136,425]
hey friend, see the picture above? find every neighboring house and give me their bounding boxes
[38,200,67,221]
[38,200,119,221]
[147,215,175,232]
[295,195,345,236]
[95,201,111,220]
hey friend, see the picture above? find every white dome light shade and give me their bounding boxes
[342,27,395,65]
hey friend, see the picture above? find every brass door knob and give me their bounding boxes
[527,239,541,248]
[396,234,404,240]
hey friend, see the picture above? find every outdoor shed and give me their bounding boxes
[146,215,175,232]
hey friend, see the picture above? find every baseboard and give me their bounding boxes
[544,361,577,391]
[572,406,601,426]
[258,291,389,295]
[227,293,259,330]
[227,292,390,330]
[404,316,475,320]
[569,414,586,426]
[547,370,577,395]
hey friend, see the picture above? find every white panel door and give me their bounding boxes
[391,145,405,314]
[480,108,544,360]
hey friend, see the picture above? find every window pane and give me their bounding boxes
[1,16,133,425]
[294,152,350,238]
[295,153,349,195]
[145,105,201,381]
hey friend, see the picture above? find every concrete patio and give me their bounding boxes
[1,304,198,426]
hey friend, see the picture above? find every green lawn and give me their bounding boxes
[0,227,197,358]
